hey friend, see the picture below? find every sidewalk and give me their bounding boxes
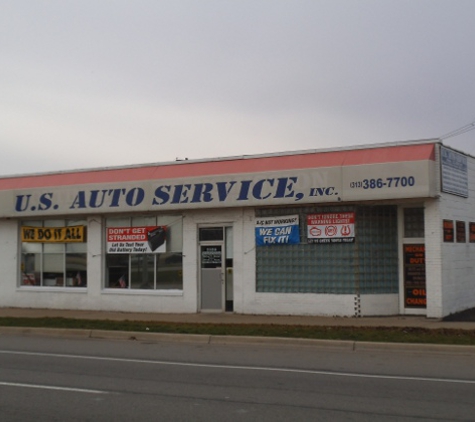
[1,307,475,330]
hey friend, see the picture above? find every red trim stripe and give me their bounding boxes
[0,144,436,190]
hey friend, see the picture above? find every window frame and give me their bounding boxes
[104,215,184,291]
[20,219,88,288]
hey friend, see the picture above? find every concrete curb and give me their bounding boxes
[0,326,92,338]
[89,329,211,343]
[209,334,355,350]
[2,326,475,354]
[210,335,475,354]
[354,340,475,354]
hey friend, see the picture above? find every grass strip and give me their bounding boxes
[1,317,475,345]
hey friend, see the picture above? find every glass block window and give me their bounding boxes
[404,208,424,238]
[355,206,398,293]
[256,205,398,294]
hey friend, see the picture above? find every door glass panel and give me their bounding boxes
[199,228,224,241]
[201,245,222,268]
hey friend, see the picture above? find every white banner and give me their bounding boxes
[307,212,355,244]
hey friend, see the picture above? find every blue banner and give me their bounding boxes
[255,215,300,246]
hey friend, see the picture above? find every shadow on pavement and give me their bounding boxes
[443,307,475,322]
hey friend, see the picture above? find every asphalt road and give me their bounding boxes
[0,334,474,421]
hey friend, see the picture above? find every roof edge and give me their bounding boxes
[1,138,441,181]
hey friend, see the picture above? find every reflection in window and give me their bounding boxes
[106,254,129,288]
[105,216,183,290]
[20,220,87,288]
[131,254,155,289]
[157,253,183,289]
[106,253,183,290]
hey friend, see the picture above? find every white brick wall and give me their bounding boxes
[436,154,475,317]
[424,199,444,318]
[0,219,19,305]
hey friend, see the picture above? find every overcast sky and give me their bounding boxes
[1,0,475,177]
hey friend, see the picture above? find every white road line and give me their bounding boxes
[1,349,475,385]
[0,381,109,394]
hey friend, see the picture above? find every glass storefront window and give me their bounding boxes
[105,215,183,290]
[156,252,183,289]
[106,254,129,288]
[66,253,87,287]
[131,254,155,289]
[20,220,87,288]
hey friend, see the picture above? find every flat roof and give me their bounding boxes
[0,139,439,191]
